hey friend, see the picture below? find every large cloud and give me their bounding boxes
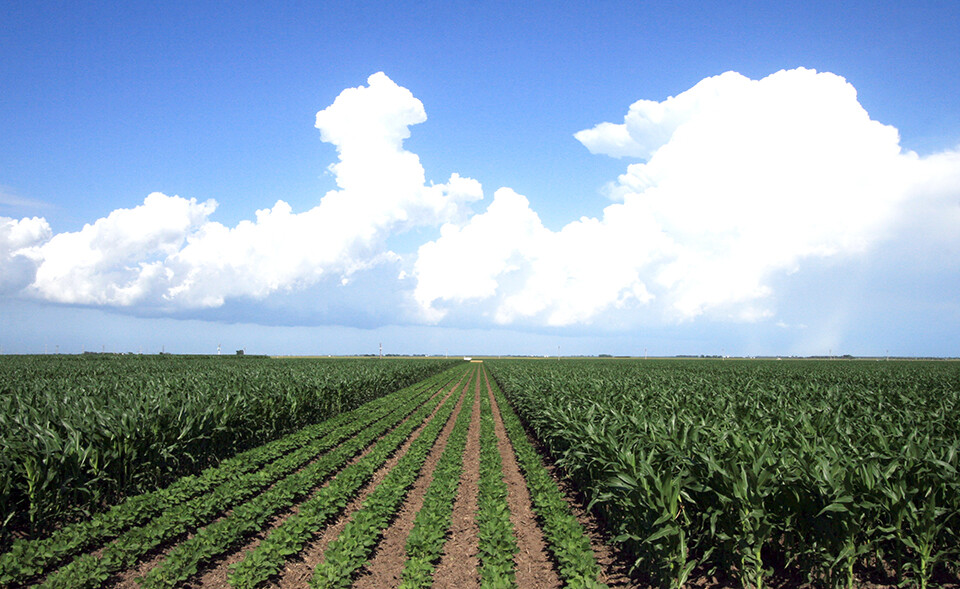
[12,72,482,308]
[4,69,958,330]
[413,68,960,324]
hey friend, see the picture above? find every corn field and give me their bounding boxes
[487,358,960,588]
[2,356,958,588]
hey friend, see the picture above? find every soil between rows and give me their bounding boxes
[430,366,482,588]
[264,373,466,589]
[481,369,560,589]
[494,376,635,589]
[352,367,475,588]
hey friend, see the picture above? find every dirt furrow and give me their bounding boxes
[486,369,634,588]
[431,369,482,589]
[188,378,463,589]
[266,376,464,589]
[104,535,188,588]
[482,367,561,589]
[542,466,634,589]
[352,368,474,588]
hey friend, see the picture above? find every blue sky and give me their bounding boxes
[1,1,959,356]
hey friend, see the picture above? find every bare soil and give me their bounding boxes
[432,368,483,589]
[500,385,635,589]
[352,368,474,588]
[102,376,459,589]
[483,370,561,589]
[267,376,463,589]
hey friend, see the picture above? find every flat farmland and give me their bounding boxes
[0,361,612,588]
[492,358,960,589]
[1,357,958,588]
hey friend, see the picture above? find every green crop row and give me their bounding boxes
[309,367,471,588]
[489,359,960,589]
[0,355,460,541]
[140,367,467,589]
[0,369,443,586]
[226,367,468,589]
[399,368,477,588]
[34,367,460,589]
[483,369,607,588]
[476,368,517,588]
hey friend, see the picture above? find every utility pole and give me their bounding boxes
[379,342,382,360]
[217,343,221,356]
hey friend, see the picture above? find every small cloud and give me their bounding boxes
[0,186,53,211]
[574,71,746,161]
[26,192,216,305]
[0,215,52,294]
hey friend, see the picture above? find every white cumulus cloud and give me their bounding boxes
[413,68,960,325]
[5,69,957,330]
[10,72,482,309]
[24,193,216,305]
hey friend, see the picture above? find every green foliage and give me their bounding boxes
[399,371,476,588]
[0,379,415,586]
[475,374,518,588]
[142,369,464,589]
[0,355,459,543]
[488,358,960,588]
[308,368,471,588]
[485,371,607,588]
[18,367,462,588]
